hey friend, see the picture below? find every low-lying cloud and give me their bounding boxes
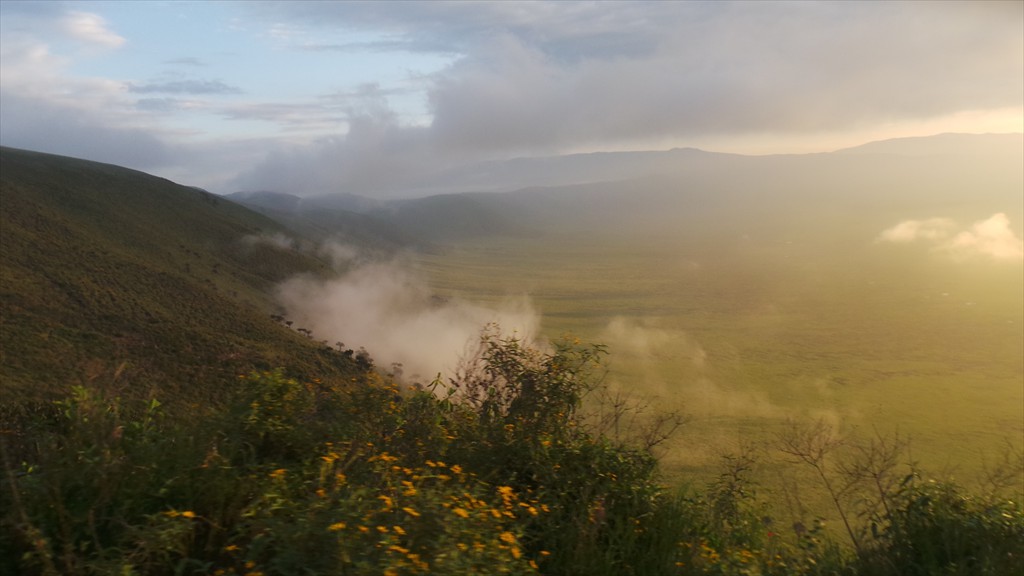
[274,254,540,383]
[597,316,780,420]
[878,213,1024,261]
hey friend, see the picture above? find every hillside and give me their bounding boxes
[0,147,366,409]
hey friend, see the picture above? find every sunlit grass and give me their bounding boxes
[415,231,1024,511]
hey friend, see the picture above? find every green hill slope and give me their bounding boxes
[0,147,364,407]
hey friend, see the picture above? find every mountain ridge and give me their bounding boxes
[225,133,1023,246]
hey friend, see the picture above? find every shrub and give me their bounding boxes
[859,475,1024,575]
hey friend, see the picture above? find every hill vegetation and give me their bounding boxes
[0,147,367,411]
[2,145,1022,574]
[3,331,1020,575]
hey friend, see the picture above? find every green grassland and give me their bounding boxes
[414,226,1024,501]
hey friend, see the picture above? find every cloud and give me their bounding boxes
[946,213,1024,261]
[227,1,1022,194]
[877,218,957,243]
[62,11,126,48]
[163,57,206,67]
[134,97,188,113]
[126,80,243,95]
[0,90,171,170]
[230,101,446,195]
[262,2,1022,147]
[220,102,344,128]
[2,1,1021,195]
[0,25,173,172]
[274,256,540,383]
[878,213,1024,261]
[597,316,780,420]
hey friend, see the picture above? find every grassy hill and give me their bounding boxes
[0,147,366,410]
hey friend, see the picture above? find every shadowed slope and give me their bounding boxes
[0,147,364,406]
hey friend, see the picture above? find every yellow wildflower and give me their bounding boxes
[402,506,421,517]
[328,522,347,531]
[453,508,470,518]
[499,531,516,544]
[181,511,196,519]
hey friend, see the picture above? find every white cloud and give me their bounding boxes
[878,213,1024,261]
[275,257,541,383]
[63,11,126,49]
[946,213,1024,261]
[877,218,957,243]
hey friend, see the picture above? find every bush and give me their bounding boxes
[5,330,1017,575]
[859,476,1024,575]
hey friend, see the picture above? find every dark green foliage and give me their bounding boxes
[857,476,1024,576]
[3,334,1023,575]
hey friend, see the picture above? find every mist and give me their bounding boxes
[597,316,784,421]
[877,212,1024,261]
[274,252,540,383]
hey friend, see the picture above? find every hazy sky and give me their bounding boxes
[1,1,1021,196]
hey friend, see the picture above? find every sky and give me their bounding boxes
[1,1,1021,197]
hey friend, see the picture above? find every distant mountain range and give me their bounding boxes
[228,132,1023,245]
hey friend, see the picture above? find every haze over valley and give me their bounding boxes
[226,133,1024,482]
[1,2,1022,573]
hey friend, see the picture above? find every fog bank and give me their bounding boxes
[275,255,540,383]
